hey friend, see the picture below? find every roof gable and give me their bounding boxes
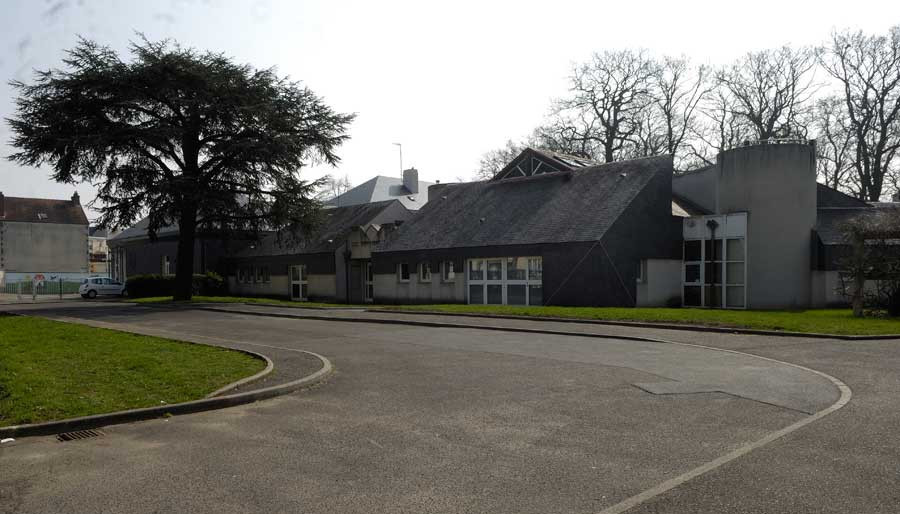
[492,148,599,181]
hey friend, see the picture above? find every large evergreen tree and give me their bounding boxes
[7,37,354,299]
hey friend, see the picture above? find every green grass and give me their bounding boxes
[133,295,367,308]
[0,315,265,427]
[381,304,900,336]
[133,295,900,335]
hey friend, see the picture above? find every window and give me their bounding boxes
[636,259,647,284]
[725,238,745,308]
[162,255,172,275]
[290,264,308,300]
[398,262,410,282]
[263,266,270,283]
[256,266,264,283]
[238,267,246,283]
[441,261,456,282]
[418,262,432,283]
[365,262,374,301]
[467,257,542,305]
[682,236,746,309]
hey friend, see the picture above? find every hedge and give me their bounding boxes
[126,272,226,298]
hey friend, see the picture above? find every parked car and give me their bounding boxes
[80,277,127,299]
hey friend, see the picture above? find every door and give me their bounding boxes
[348,260,364,304]
[290,265,307,301]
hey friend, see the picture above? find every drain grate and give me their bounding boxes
[57,429,104,442]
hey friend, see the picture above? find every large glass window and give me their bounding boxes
[682,236,746,309]
[290,264,308,300]
[467,257,542,305]
[725,237,746,308]
[398,263,410,282]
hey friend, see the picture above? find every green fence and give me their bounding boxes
[2,279,83,299]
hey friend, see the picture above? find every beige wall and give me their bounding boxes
[374,273,466,303]
[636,259,682,307]
[228,273,337,300]
[1,221,88,273]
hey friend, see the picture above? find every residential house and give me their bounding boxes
[0,191,89,284]
[227,200,413,302]
[88,227,112,276]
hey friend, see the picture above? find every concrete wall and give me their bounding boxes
[672,166,717,213]
[717,144,817,308]
[0,221,88,273]
[373,272,466,303]
[636,259,682,307]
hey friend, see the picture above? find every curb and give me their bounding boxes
[0,348,332,439]
[367,308,900,341]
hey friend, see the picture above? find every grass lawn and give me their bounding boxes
[381,304,900,336]
[0,315,265,427]
[135,295,900,335]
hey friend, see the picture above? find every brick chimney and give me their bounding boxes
[71,191,80,204]
[402,168,419,194]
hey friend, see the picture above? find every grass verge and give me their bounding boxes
[0,315,265,427]
[380,304,900,336]
[132,295,900,335]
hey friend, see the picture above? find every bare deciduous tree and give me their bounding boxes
[814,96,855,192]
[317,174,353,201]
[474,140,523,180]
[688,89,752,167]
[717,46,818,141]
[819,26,900,201]
[648,57,713,168]
[557,49,657,163]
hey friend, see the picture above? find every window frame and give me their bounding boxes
[466,256,542,306]
[397,262,410,283]
[441,261,456,282]
[418,261,432,283]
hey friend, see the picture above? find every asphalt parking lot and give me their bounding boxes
[1,302,898,513]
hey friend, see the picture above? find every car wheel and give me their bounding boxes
[87,290,97,299]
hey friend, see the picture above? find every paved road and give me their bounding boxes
[0,302,896,513]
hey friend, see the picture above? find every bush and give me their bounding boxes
[126,272,227,298]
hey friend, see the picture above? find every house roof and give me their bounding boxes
[233,200,409,257]
[817,183,869,208]
[109,217,179,242]
[0,195,88,225]
[376,155,672,253]
[326,175,433,210]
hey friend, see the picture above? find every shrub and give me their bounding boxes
[126,272,227,298]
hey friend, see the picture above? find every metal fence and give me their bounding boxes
[1,278,83,302]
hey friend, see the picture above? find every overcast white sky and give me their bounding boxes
[1,0,899,221]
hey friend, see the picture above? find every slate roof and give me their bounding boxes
[817,183,869,208]
[377,155,672,252]
[492,147,600,181]
[0,195,88,225]
[233,200,407,257]
[109,217,179,242]
[326,176,433,210]
[814,184,890,245]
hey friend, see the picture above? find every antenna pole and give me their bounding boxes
[393,142,402,178]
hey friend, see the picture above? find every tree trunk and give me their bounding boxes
[174,203,198,301]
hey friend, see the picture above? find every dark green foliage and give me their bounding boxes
[126,272,225,298]
[7,36,354,300]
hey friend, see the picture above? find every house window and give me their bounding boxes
[256,266,264,283]
[636,259,647,284]
[263,266,270,283]
[398,262,410,282]
[238,266,245,283]
[442,261,456,282]
[365,262,374,301]
[467,257,542,306]
[162,256,170,275]
[682,237,746,308]
[418,262,432,283]
[290,264,308,300]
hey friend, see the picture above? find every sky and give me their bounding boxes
[1,0,899,222]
